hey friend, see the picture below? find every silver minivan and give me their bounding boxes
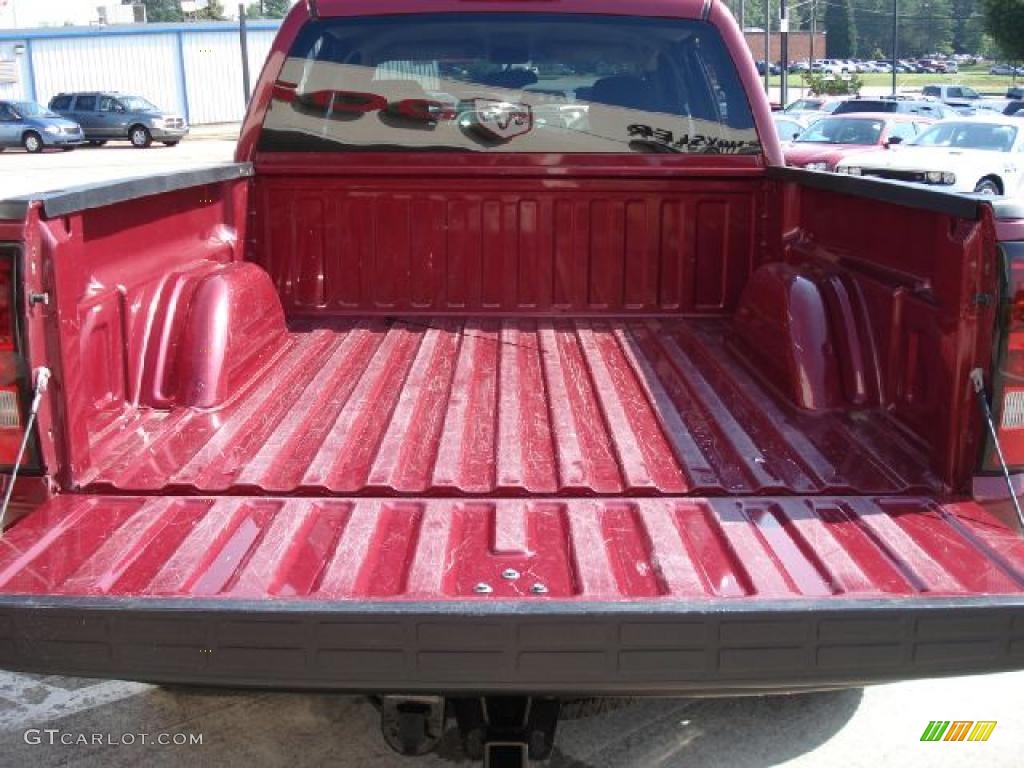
[48,92,189,148]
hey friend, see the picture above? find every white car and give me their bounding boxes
[835,115,1024,196]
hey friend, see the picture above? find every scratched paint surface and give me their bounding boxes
[1,492,1023,599]
[77,318,937,497]
[4,316,1021,601]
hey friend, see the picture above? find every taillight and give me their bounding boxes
[987,245,1024,469]
[0,252,30,467]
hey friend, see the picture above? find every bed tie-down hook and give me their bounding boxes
[0,367,51,536]
[971,368,1024,531]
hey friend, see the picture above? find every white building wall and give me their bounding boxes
[30,34,185,116]
[181,29,276,124]
[0,24,283,124]
[0,41,31,101]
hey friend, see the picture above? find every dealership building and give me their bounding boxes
[0,21,281,125]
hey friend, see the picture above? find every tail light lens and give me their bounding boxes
[985,244,1024,469]
[0,251,32,468]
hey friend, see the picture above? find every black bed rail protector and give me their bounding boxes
[1,596,1022,694]
[767,165,984,220]
[0,163,254,221]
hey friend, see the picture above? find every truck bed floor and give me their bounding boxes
[81,317,937,497]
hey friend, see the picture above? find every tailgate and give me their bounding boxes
[1,494,1023,693]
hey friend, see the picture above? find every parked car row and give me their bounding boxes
[991,64,1024,77]
[784,113,933,172]
[776,98,1024,197]
[0,92,188,153]
[782,57,967,75]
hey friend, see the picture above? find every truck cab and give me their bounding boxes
[922,83,983,114]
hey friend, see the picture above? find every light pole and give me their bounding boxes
[810,0,816,69]
[780,0,790,105]
[764,0,771,95]
[891,0,898,95]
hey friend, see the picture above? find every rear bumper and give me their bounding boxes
[2,596,1022,694]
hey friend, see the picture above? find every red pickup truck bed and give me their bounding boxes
[79,316,933,496]
[0,1,1023,705]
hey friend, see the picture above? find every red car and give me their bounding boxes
[784,112,934,171]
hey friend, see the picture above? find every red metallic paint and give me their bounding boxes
[70,317,936,497]
[0,0,1017,650]
[174,263,288,408]
[780,181,999,491]
[252,160,763,316]
[0,494,1022,600]
[25,180,250,484]
[734,263,845,411]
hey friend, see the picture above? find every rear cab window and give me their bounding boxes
[834,100,896,114]
[259,13,761,155]
[74,95,97,111]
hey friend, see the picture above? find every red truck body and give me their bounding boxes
[0,0,1023,703]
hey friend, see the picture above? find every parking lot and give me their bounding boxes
[0,128,239,198]
[0,135,1022,767]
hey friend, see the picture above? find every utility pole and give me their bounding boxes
[763,0,770,95]
[810,0,816,68]
[780,0,790,106]
[891,0,898,95]
[239,3,252,104]
[739,0,745,31]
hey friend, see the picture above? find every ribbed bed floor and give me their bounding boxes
[79,317,937,496]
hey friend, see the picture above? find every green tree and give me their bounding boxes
[951,0,985,53]
[851,0,957,60]
[984,0,1024,60]
[825,0,858,57]
[199,0,227,20]
[141,0,184,22]
[902,0,954,55]
[247,0,292,19]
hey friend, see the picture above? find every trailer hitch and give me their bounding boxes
[377,695,561,765]
[453,697,561,766]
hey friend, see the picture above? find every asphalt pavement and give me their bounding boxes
[0,130,1022,768]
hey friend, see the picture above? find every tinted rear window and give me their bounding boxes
[50,96,72,111]
[834,100,896,114]
[259,14,761,155]
[75,95,96,111]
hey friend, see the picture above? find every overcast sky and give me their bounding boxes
[0,0,278,29]
[1,0,103,28]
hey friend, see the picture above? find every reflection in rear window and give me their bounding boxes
[258,14,762,155]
